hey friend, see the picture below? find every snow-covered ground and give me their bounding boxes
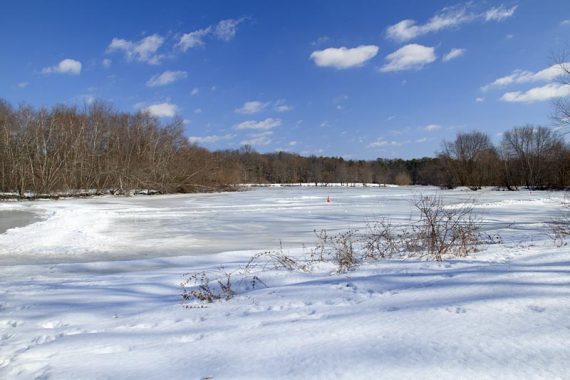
[0,187,568,379]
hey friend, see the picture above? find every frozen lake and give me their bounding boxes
[0,187,568,379]
[0,186,564,265]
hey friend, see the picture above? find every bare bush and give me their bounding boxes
[330,230,357,272]
[310,229,329,262]
[245,248,308,272]
[410,195,482,261]
[362,219,400,259]
[549,196,570,247]
[313,196,483,264]
[181,249,302,306]
[310,229,359,272]
[550,221,569,247]
[181,269,235,305]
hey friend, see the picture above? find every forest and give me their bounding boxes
[0,98,568,196]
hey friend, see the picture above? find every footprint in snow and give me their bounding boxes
[41,321,68,329]
[446,306,467,314]
[0,320,22,328]
[1,333,14,341]
[31,334,57,346]
[527,305,546,313]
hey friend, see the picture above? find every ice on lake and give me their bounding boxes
[0,186,564,265]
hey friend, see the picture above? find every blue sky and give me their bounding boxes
[1,0,569,159]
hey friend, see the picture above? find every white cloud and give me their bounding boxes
[562,19,570,26]
[234,118,282,130]
[17,82,29,88]
[214,18,245,41]
[107,34,164,65]
[133,101,147,110]
[177,28,211,51]
[485,5,518,22]
[380,44,436,72]
[178,18,245,51]
[41,58,82,75]
[500,83,570,103]
[386,4,517,42]
[188,134,233,144]
[310,45,379,69]
[194,108,202,114]
[424,124,441,132]
[482,63,570,90]
[386,5,471,42]
[288,141,297,146]
[102,58,112,68]
[368,138,404,148]
[235,101,268,114]
[275,104,293,112]
[191,88,200,96]
[416,137,428,143]
[146,70,187,87]
[143,102,177,117]
[442,48,465,62]
[241,131,273,146]
[234,99,292,115]
[475,97,485,102]
[274,99,293,112]
[311,36,331,46]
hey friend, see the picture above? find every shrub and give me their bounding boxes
[181,269,234,304]
[245,248,307,272]
[549,196,569,247]
[362,219,400,259]
[410,195,481,261]
[311,229,359,272]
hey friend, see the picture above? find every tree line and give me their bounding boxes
[0,98,568,197]
[0,100,230,196]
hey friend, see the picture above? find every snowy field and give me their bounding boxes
[0,186,569,379]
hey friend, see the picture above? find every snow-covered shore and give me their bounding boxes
[0,187,568,379]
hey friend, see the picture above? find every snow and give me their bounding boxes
[0,187,569,379]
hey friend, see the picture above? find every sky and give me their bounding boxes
[1,0,569,159]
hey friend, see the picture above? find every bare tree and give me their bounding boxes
[441,131,496,189]
[501,125,566,189]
